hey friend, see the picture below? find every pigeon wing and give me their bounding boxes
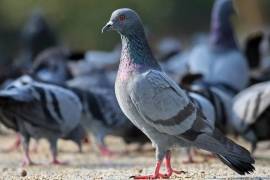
[130,70,199,135]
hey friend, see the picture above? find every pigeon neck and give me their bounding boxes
[210,2,238,50]
[120,29,159,68]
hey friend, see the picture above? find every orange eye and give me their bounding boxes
[119,15,126,21]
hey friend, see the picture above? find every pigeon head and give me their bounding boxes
[214,0,235,19]
[1,76,36,103]
[102,8,143,35]
[102,8,159,68]
[210,0,237,49]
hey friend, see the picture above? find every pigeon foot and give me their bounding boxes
[51,159,69,165]
[131,173,169,179]
[165,151,186,176]
[99,146,115,157]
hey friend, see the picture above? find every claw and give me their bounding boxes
[166,170,186,177]
[165,151,186,176]
[21,159,39,167]
[51,159,69,165]
[99,146,115,157]
[131,173,169,179]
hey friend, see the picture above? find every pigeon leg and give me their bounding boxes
[98,144,114,156]
[131,161,169,179]
[21,135,36,166]
[50,139,68,165]
[97,135,114,156]
[251,142,257,154]
[182,148,198,164]
[77,141,83,153]
[131,147,169,179]
[5,133,21,152]
[165,150,186,177]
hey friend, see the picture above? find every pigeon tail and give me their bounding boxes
[216,153,254,175]
[211,129,255,174]
[191,129,255,175]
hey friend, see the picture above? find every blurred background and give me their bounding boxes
[0,0,269,61]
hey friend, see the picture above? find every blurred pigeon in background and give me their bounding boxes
[187,0,249,94]
[68,85,149,156]
[0,76,83,166]
[102,8,254,178]
[31,47,83,85]
[233,81,270,153]
[244,31,270,85]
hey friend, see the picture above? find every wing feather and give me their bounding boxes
[130,70,198,135]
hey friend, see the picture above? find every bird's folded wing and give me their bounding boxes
[4,101,62,132]
[233,82,270,125]
[130,70,198,135]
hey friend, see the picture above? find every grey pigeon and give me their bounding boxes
[69,86,149,156]
[233,81,270,152]
[102,8,254,178]
[188,0,249,93]
[31,47,83,85]
[0,75,82,166]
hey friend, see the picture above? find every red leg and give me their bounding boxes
[165,151,186,177]
[50,153,68,165]
[98,145,114,157]
[131,161,169,179]
[50,141,68,165]
[51,158,69,165]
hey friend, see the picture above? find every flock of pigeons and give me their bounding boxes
[1,0,270,178]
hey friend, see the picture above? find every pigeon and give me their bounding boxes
[232,81,270,152]
[69,45,120,77]
[102,8,254,178]
[67,71,114,90]
[244,31,270,85]
[31,47,84,85]
[0,75,83,166]
[68,85,149,156]
[187,0,249,93]
[183,81,236,135]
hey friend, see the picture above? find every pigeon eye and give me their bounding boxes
[119,15,126,22]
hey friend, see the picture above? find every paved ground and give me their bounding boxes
[0,134,269,180]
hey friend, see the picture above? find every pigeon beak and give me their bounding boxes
[102,21,113,33]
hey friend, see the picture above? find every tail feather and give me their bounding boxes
[216,154,255,175]
[191,129,255,175]
[212,129,255,163]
